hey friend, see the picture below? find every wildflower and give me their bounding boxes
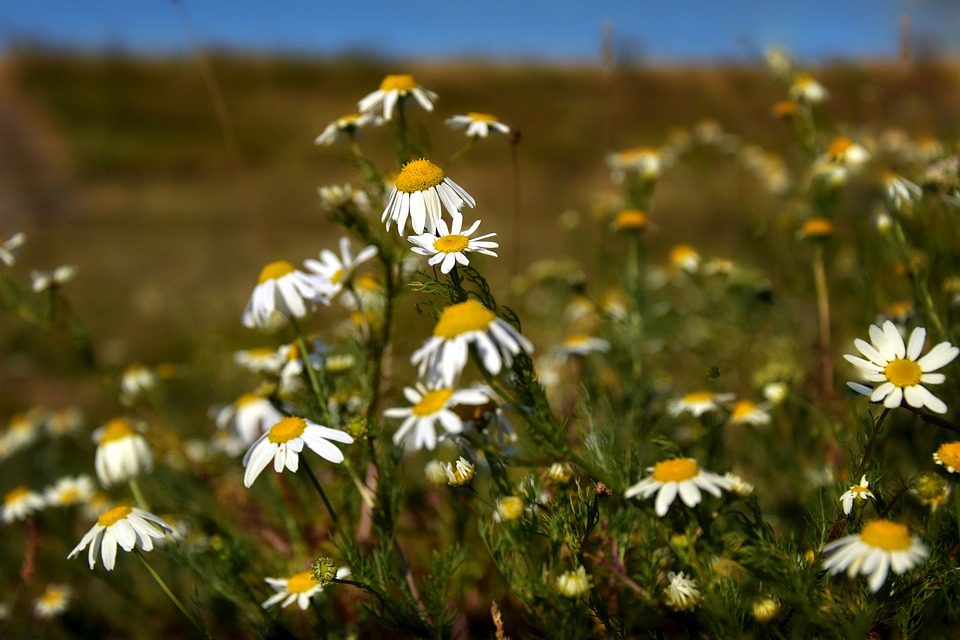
[752,597,780,623]
[884,172,922,212]
[31,265,76,292]
[408,217,498,274]
[548,462,574,485]
[840,475,876,515]
[703,257,734,276]
[763,382,788,404]
[242,260,330,329]
[843,320,958,413]
[47,407,83,437]
[607,146,661,183]
[304,236,378,298]
[822,519,928,592]
[446,112,510,138]
[824,136,870,168]
[664,571,701,611]
[242,416,353,488]
[789,72,828,104]
[216,393,284,447]
[382,159,476,235]
[556,566,592,597]
[384,383,488,450]
[723,472,754,497]
[764,48,792,76]
[34,584,72,619]
[411,300,534,386]
[94,418,153,486]
[82,492,113,522]
[910,472,951,512]
[262,566,349,610]
[772,100,798,119]
[121,363,157,400]
[314,112,380,146]
[0,232,25,266]
[729,400,770,426]
[358,73,437,121]
[799,217,834,240]
[425,460,449,486]
[625,458,731,517]
[3,486,45,523]
[278,338,328,395]
[669,244,700,273]
[68,505,172,571]
[443,456,476,486]
[934,441,960,473]
[318,184,371,211]
[556,334,610,358]
[325,353,356,374]
[44,475,95,507]
[612,209,648,232]
[496,496,525,521]
[669,391,735,418]
[6,411,42,452]
[234,347,285,375]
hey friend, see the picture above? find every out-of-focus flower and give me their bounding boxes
[408,217,498,275]
[382,159,475,236]
[446,112,510,138]
[44,475,95,508]
[242,417,352,488]
[934,441,960,473]
[723,472,754,497]
[31,265,76,292]
[664,571,701,611]
[884,172,922,212]
[358,73,437,121]
[305,236,378,299]
[612,209,648,232]
[384,383,488,451]
[762,382,788,405]
[799,217,834,240]
[34,584,72,619]
[94,418,153,486]
[789,72,828,104]
[121,363,157,401]
[822,519,927,592]
[443,456,476,486]
[47,407,83,437]
[495,496,525,522]
[625,458,731,516]
[669,391,735,418]
[556,334,610,359]
[556,566,591,598]
[318,184,371,212]
[729,400,771,426]
[910,472,951,512]
[607,146,662,184]
[752,597,780,622]
[3,486,45,523]
[216,393,284,447]
[764,48,792,77]
[234,347,285,375]
[68,505,172,571]
[6,411,43,453]
[839,475,876,515]
[668,244,700,274]
[242,260,330,329]
[0,232,25,267]
[314,113,380,146]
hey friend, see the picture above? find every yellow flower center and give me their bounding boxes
[652,458,700,483]
[682,391,714,405]
[859,519,911,551]
[732,400,757,421]
[619,146,658,161]
[355,273,382,292]
[258,260,296,284]
[614,210,648,231]
[564,334,591,348]
[4,486,29,505]
[97,505,132,527]
[268,417,307,444]
[40,587,66,606]
[433,300,496,338]
[330,268,345,285]
[286,571,319,594]
[337,113,362,127]
[395,159,446,193]
[497,496,525,520]
[801,218,833,238]
[100,418,135,444]
[670,244,698,264]
[246,347,276,358]
[850,485,870,497]
[59,487,80,503]
[433,234,470,253]
[412,389,454,416]
[467,112,497,122]
[827,136,853,155]
[793,72,816,87]
[936,442,960,469]
[236,393,261,408]
[379,74,417,92]
[884,358,922,387]
[773,100,798,117]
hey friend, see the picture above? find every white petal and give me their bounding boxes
[655,483,678,516]
[906,327,926,360]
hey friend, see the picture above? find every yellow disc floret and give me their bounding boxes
[731,400,757,421]
[884,358,922,388]
[268,417,307,444]
[859,519,911,551]
[412,389,454,416]
[935,441,960,470]
[801,218,834,238]
[4,486,29,505]
[97,505,133,527]
[395,159,446,193]
[100,418,135,444]
[286,571,319,594]
[380,74,417,92]
[827,136,853,156]
[433,300,496,338]
[258,260,296,284]
[467,112,498,122]
[614,209,648,231]
[682,391,714,405]
[652,458,700,483]
[236,393,262,408]
[433,234,470,253]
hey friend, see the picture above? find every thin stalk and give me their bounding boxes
[135,549,203,632]
[448,137,478,164]
[289,315,331,425]
[128,478,151,511]
[812,243,834,396]
[302,460,338,526]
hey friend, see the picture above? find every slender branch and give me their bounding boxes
[812,243,834,396]
[135,549,203,632]
[302,460,338,526]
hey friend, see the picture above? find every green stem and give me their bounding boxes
[135,549,203,632]
[289,315,331,425]
[448,137,478,164]
[128,478,150,511]
[812,243,834,396]
[302,459,338,526]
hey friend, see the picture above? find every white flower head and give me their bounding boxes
[607,146,662,183]
[669,391,735,418]
[383,383,488,450]
[358,73,437,121]
[723,472,755,497]
[884,172,922,212]
[382,159,476,236]
[789,73,828,104]
[729,400,771,426]
[556,566,592,598]
[233,347,286,375]
[0,232,25,267]
[262,567,350,610]
[314,112,381,146]
[47,407,84,437]
[94,418,153,486]
[408,217,498,274]
[68,505,172,571]
[411,300,534,387]
[242,416,353,488]
[31,265,76,292]
[3,486,45,523]
[669,244,701,274]
[121,363,157,400]
[843,320,958,414]
[665,571,701,611]
[34,584,72,619]
[933,441,960,473]
[6,411,43,453]
[242,260,330,330]
[556,334,610,359]
[216,393,284,447]
[304,236,378,298]
[443,456,476,486]
[318,184,371,212]
[840,475,876,515]
[44,475,96,508]
[625,458,731,517]
[446,112,510,139]
[822,519,928,592]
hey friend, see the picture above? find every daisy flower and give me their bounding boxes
[47,407,83,437]
[382,159,476,236]
[729,400,771,426]
[3,486,45,523]
[822,519,928,592]
[556,567,592,598]
[67,505,172,571]
[0,232,25,267]
[934,441,960,473]
[625,458,731,517]
[884,172,922,212]
[215,393,284,447]
[34,584,72,619]
[723,472,755,497]
[242,260,330,330]
[669,244,701,274]
[242,416,353,488]
[843,320,958,413]
[44,475,96,508]
[94,418,153,486]
[318,184,371,212]
[443,456,476,486]
[277,338,328,395]
[121,363,157,400]
[789,72,828,104]
[556,334,610,358]
[262,567,350,610]
[383,383,489,450]
[358,73,437,121]
[304,236,378,298]
[840,475,876,515]
[31,265,77,292]
[822,136,870,168]
[669,391,735,418]
[612,209,648,232]
[607,146,662,183]
[446,112,510,138]
[411,299,534,386]
[664,571,701,611]
[234,347,286,375]
[314,113,380,146]
[407,217,498,274]
[6,411,42,452]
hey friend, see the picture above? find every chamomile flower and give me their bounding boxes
[262,567,350,610]
[382,159,476,235]
[669,244,701,274]
[843,321,958,413]
[0,232,25,266]
[664,571,701,611]
[383,383,489,450]
[44,475,96,508]
[824,136,870,168]
[729,400,771,426]
[215,393,284,447]
[612,209,648,232]
[446,112,510,138]
[358,73,437,121]
[3,486,45,523]
[304,236,378,298]
[6,411,42,452]
[31,265,76,292]
[318,184,371,212]
[407,217,498,274]
[47,407,83,437]
[242,416,353,488]
[556,334,610,358]
[822,519,928,592]
[625,458,731,517]
[789,72,828,104]
[411,299,534,386]
[933,441,960,473]
[34,584,72,619]
[121,363,157,401]
[67,505,172,571]
[669,391,735,418]
[94,418,153,486]
[884,172,922,212]
[556,566,592,598]
[443,456,476,486]
[234,347,286,375]
[314,112,380,146]
[242,260,330,329]
[607,146,662,183]
[840,475,876,515]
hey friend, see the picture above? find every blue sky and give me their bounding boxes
[1,1,957,61]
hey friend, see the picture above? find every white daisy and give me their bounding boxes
[234,347,286,375]
[0,232,25,267]
[242,260,330,330]
[843,321,958,414]
[31,265,77,292]
[121,363,157,400]
[669,244,701,274]
[47,407,83,437]
[382,158,475,236]
[664,571,701,611]
[840,475,876,515]
[6,411,42,453]
[383,383,489,450]
[556,566,592,598]
[625,458,731,517]
[242,416,353,488]
[822,519,928,592]
[668,391,736,418]
[358,73,437,121]
[2,486,45,523]
[411,299,534,386]
[729,400,771,426]
[884,172,922,212]
[93,418,153,486]
[44,475,96,507]
[443,456,476,486]
[407,217,498,274]
[607,146,662,183]
[446,112,510,138]
[556,334,610,358]
[67,505,172,571]
[34,584,72,619]
[933,441,960,473]
[314,112,380,146]
[789,73,828,104]
[304,236,378,298]
[216,393,284,447]
[262,567,350,610]
[822,136,870,168]
[318,184,371,212]
[277,338,328,396]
